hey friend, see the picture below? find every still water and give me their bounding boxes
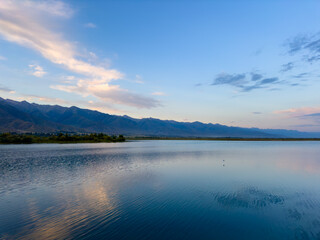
[1,140,320,239]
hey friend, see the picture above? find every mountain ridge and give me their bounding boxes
[0,97,319,138]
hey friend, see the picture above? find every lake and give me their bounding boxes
[1,140,320,239]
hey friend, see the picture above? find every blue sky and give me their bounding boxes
[1,0,320,131]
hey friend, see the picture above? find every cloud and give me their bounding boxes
[0,0,158,109]
[286,34,309,54]
[274,106,320,118]
[252,112,262,115]
[0,84,14,93]
[274,106,320,130]
[286,33,320,63]
[212,73,246,87]
[0,55,6,60]
[280,62,294,72]
[302,112,320,123]
[292,72,308,79]
[241,85,263,92]
[15,94,70,105]
[52,82,160,109]
[84,23,96,28]
[29,64,46,77]
[152,92,166,96]
[26,0,73,18]
[304,112,320,117]
[212,72,280,92]
[0,0,121,80]
[251,73,263,81]
[260,77,278,85]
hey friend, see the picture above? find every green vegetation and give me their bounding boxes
[0,133,125,144]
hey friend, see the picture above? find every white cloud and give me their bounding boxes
[52,82,160,108]
[0,0,158,109]
[0,55,6,60]
[29,64,46,77]
[84,23,96,28]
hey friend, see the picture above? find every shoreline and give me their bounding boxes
[127,137,320,141]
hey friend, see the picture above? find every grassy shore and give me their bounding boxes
[127,136,320,141]
[0,133,125,144]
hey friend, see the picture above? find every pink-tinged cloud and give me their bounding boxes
[52,82,160,109]
[274,106,320,118]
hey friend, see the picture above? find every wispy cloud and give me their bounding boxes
[280,62,294,72]
[250,73,263,81]
[0,84,14,93]
[0,0,121,81]
[52,82,160,108]
[16,94,70,105]
[273,106,320,130]
[274,106,320,118]
[301,112,320,123]
[286,33,320,63]
[211,72,280,92]
[29,64,46,77]
[0,55,6,60]
[212,73,246,87]
[292,72,309,79]
[84,23,96,28]
[260,77,278,85]
[0,0,158,109]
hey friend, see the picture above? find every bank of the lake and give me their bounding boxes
[0,133,125,144]
[127,136,320,141]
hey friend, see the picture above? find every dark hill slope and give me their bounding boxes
[1,98,319,138]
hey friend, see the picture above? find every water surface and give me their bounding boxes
[1,140,320,239]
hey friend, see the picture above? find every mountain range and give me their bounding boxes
[0,97,319,138]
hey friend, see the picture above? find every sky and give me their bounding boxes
[0,0,320,131]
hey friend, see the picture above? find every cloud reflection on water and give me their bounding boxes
[14,178,119,239]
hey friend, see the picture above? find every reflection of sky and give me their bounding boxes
[1,141,320,239]
[9,177,119,239]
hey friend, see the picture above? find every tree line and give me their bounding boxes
[0,133,125,144]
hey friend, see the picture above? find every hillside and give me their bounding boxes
[1,98,319,138]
